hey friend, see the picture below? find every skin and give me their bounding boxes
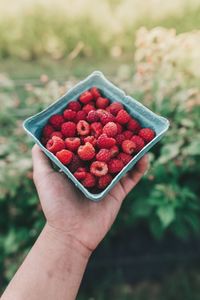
[2,145,149,300]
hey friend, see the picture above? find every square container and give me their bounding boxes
[23,71,169,201]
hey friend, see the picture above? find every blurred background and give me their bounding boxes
[0,0,200,298]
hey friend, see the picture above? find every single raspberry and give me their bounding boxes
[50,131,63,139]
[109,102,123,116]
[84,136,97,147]
[96,97,110,109]
[75,110,87,123]
[49,114,64,130]
[42,124,54,138]
[56,149,73,165]
[108,159,124,174]
[90,122,103,138]
[116,109,130,124]
[96,149,111,162]
[46,136,65,154]
[63,109,76,121]
[61,122,76,137]
[67,101,81,112]
[103,122,118,137]
[77,120,90,136]
[122,140,136,154]
[115,134,125,145]
[68,154,83,172]
[78,142,95,160]
[110,145,119,158]
[127,118,141,133]
[82,104,95,114]
[118,153,132,165]
[90,87,101,99]
[100,111,115,125]
[139,128,155,143]
[123,130,133,140]
[96,109,107,118]
[79,91,93,104]
[116,122,123,134]
[81,173,96,188]
[65,137,81,151]
[131,135,145,152]
[98,174,113,189]
[74,167,87,180]
[90,161,108,177]
[97,134,116,149]
[87,110,99,123]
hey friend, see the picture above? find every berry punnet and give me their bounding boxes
[41,87,155,191]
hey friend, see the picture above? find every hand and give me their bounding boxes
[32,145,149,254]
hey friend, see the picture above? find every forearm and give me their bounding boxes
[2,224,90,300]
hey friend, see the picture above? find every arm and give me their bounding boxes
[2,145,149,300]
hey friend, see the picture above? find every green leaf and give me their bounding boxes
[183,140,200,156]
[158,141,183,164]
[156,205,175,228]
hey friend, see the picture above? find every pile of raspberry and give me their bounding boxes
[41,87,155,192]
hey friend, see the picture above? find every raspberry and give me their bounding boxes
[81,173,96,188]
[77,120,90,136]
[103,122,118,137]
[96,149,111,162]
[74,167,87,180]
[65,137,81,151]
[109,102,123,116]
[50,131,63,139]
[90,87,101,99]
[79,91,93,104]
[61,122,76,137]
[117,153,132,165]
[116,122,123,134]
[131,135,145,152]
[139,128,155,143]
[116,109,130,124]
[96,109,107,118]
[68,154,83,172]
[123,130,133,140]
[127,118,141,133]
[67,101,81,112]
[63,109,76,121]
[75,110,87,123]
[90,161,108,177]
[96,97,110,109]
[90,122,103,138]
[100,112,115,125]
[84,136,97,146]
[110,145,119,158]
[56,149,73,165]
[46,136,65,154]
[42,124,54,138]
[115,134,125,145]
[97,134,116,149]
[122,140,136,154]
[78,142,95,160]
[87,110,99,123]
[108,159,124,174]
[98,174,113,189]
[82,104,95,114]
[49,114,64,130]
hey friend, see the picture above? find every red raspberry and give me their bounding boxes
[84,136,97,147]
[108,159,124,174]
[77,120,90,136]
[46,136,65,154]
[103,122,118,137]
[68,154,83,172]
[127,118,141,133]
[123,130,133,140]
[65,137,81,151]
[82,104,95,114]
[90,122,103,138]
[61,122,76,137]
[49,114,64,130]
[131,135,145,152]
[79,91,93,104]
[117,153,132,165]
[90,87,101,99]
[50,131,63,139]
[81,173,96,188]
[100,112,115,125]
[115,134,125,145]
[90,161,108,177]
[116,122,123,134]
[56,149,73,165]
[67,101,81,112]
[97,134,116,149]
[63,109,76,121]
[74,167,87,180]
[110,145,119,158]
[75,110,87,123]
[96,149,111,162]
[139,128,155,143]
[78,142,95,160]
[109,102,123,116]
[42,124,54,138]
[87,110,99,123]
[98,174,113,189]
[96,97,110,109]
[122,140,136,154]
[116,109,130,124]
[96,109,107,118]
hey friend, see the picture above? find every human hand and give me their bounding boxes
[32,145,149,255]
